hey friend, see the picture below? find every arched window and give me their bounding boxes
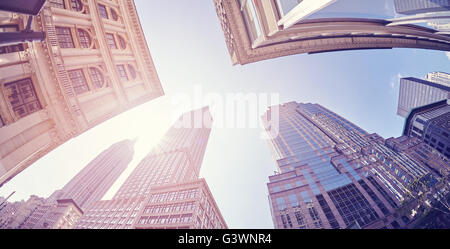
[70,0,83,12]
[77,29,91,48]
[68,69,89,95]
[127,65,137,80]
[89,67,105,88]
[118,35,126,49]
[111,9,119,21]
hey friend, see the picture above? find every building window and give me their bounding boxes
[127,65,137,79]
[98,4,108,19]
[111,9,119,21]
[0,25,25,54]
[70,0,83,11]
[327,184,379,228]
[89,67,105,88]
[118,35,126,49]
[68,69,89,94]
[4,78,42,119]
[50,0,66,9]
[55,27,75,48]
[106,33,117,49]
[316,194,340,229]
[77,29,91,48]
[116,65,128,82]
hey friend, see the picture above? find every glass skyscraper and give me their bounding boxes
[403,99,450,159]
[262,102,443,229]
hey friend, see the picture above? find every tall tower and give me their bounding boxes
[75,107,227,229]
[261,102,440,229]
[0,0,164,187]
[57,139,136,209]
[397,76,450,118]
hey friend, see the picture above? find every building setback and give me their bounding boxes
[397,75,450,118]
[0,0,164,187]
[261,102,446,229]
[75,107,227,229]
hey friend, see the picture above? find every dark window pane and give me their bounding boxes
[98,4,108,19]
[70,0,83,11]
[0,25,25,54]
[127,65,136,79]
[68,69,89,94]
[77,29,91,48]
[118,35,126,49]
[4,78,42,119]
[111,8,119,21]
[55,27,75,48]
[328,183,379,228]
[116,65,128,82]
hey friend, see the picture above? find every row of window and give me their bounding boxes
[55,26,127,50]
[67,67,106,95]
[0,63,136,124]
[138,213,193,225]
[67,63,136,95]
[143,201,196,214]
[50,0,83,12]
[148,188,199,204]
[50,0,121,23]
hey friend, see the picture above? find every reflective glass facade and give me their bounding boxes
[263,102,442,229]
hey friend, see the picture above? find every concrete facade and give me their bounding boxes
[213,0,450,65]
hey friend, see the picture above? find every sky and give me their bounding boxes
[0,0,449,229]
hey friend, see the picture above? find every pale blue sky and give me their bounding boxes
[0,1,449,229]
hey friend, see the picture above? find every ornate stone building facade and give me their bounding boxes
[0,0,164,186]
[213,0,450,65]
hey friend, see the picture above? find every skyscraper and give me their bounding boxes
[394,0,450,15]
[397,76,450,118]
[75,107,227,229]
[388,1,450,34]
[403,99,450,159]
[0,0,164,187]
[261,102,443,229]
[57,139,136,210]
[427,72,450,86]
[212,0,450,65]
